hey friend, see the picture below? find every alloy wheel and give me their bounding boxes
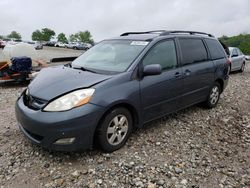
[106,115,128,146]
[210,86,220,105]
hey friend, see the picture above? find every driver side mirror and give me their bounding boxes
[143,64,162,76]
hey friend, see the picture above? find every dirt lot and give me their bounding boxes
[0,48,249,188]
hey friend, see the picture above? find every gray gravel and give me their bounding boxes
[0,61,250,188]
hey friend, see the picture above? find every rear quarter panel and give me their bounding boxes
[213,58,229,90]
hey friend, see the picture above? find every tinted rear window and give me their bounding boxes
[179,38,208,65]
[205,39,226,60]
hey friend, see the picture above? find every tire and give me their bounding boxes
[239,62,245,72]
[204,82,221,109]
[97,108,133,152]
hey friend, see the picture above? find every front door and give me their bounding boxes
[139,40,183,122]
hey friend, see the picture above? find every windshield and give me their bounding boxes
[229,47,233,53]
[71,40,149,73]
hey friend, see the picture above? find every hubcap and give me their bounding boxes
[210,86,219,105]
[106,115,128,146]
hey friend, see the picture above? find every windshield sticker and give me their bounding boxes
[130,41,149,46]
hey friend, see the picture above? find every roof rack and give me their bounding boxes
[120,30,214,37]
[120,30,166,36]
[160,30,214,37]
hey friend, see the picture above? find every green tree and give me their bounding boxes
[41,28,56,41]
[220,35,229,41]
[219,33,250,54]
[31,28,56,41]
[69,34,78,42]
[76,31,94,44]
[32,30,43,41]
[69,30,94,44]
[0,35,3,39]
[57,33,68,43]
[7,31,22,40]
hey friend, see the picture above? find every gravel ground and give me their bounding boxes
[0,61,250,188]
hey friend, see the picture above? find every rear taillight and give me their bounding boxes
[226,58,231,74]
[226,58,231,65]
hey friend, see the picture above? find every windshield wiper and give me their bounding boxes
[73,66,97,73]
[64,63,72,67]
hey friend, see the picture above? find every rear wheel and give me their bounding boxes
[97,108,133,152]
[204,82,221,109]
[240,62,245,72]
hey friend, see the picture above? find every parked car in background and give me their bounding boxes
[65,42,77,49]
[85,43,93,48]
[45,41,56,47]
[55,42,66,48]
[0,40,7,48]
[73,42,89,50]
[13,39,22,43]
[28,41,43,50]
[229,47,246,72]
[245,55,250,60]
[16,30,229,152]
[2,38,15,46]
[0,39,23,48]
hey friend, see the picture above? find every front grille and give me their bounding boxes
[23,91,47,110]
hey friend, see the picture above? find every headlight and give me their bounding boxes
[43,88,95,112]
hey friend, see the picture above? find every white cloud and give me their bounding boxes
[0,0,249,41]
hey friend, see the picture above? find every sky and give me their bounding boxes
[0,0,250,42]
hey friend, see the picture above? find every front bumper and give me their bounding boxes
[15,95,104,151]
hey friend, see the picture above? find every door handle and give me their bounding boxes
[184,69,191,76]
[174,72,181,78]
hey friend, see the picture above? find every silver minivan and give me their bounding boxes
[229,47,246,72]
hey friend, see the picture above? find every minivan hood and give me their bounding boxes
[28,66,112,100]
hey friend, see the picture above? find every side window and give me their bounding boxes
[179,38,208,65]
[143,40,177,70]
[237,49,242,55]
[205,39,226,60]
[232,49,238,56]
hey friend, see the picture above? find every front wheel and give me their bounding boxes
[97,108,133,152]
[204,83,221,109]
[240,62,245,72]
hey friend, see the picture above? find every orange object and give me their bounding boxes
[75,96,92,107]
[0,61,9,70]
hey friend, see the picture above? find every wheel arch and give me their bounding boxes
[215,78,224,93]
[98,102,139,129]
